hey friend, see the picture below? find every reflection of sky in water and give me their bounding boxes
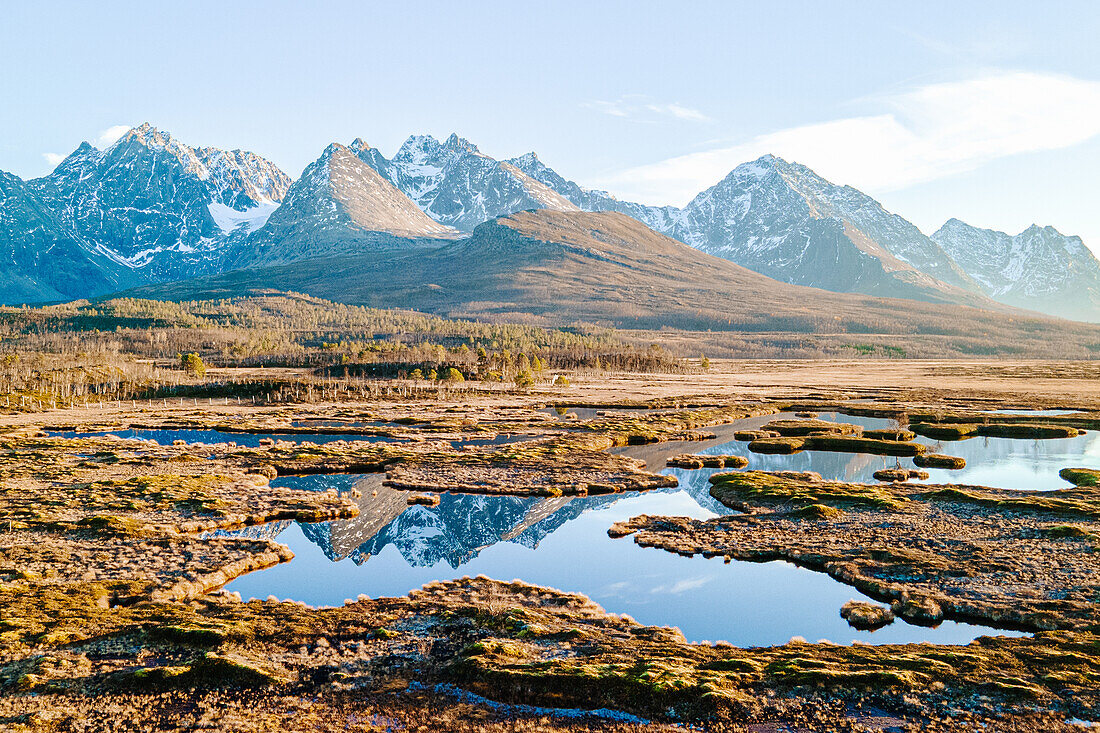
[49,428,396,447]
[227,482,1022,647]
[987,409,1080,416]
[114,409,1070,647]
[691,412,1100,491]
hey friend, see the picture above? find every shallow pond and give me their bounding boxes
[224,470,1024,647]
[52,428,533,449]
[133,406,1088,646]
[661,412,1099,491]
[49,428,401,447]
[985,408,1082,416]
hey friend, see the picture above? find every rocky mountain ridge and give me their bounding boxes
[28,123,291,281]
[350,134,579,231]
[231,142,458,268]
[932,218,1100,321]
[1,123,1095,323]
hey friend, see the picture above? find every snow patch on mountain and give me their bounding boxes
[932,218,1100,321]
[207,202,279,234]
[352,134,578,231]
[28,123,292,282]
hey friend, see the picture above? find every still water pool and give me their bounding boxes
[224,468,1026,646]
[49,428,399,447]
[86,409,1088,647]
[659,411,1100,491]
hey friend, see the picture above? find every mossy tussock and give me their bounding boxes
[921,486,1100,520]
[615,470,1100,634]
[666,454,748,469]
[1061,467,1100,487]
[910,422,1081,441]
[739,419,928,457]
[840,600,895,630]
[915,453,967,469]
[761,418,864,437]
[873,468,929,482]
[747,434,926,457]
[709,470,908,511]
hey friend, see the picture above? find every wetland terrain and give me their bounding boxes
[2,351,1099,732]
[7,7,1100,731]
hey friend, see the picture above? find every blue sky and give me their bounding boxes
[3,1,1099,247]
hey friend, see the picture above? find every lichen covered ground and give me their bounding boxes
[1,379,1098,731]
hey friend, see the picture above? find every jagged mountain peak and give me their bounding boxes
[111,123,189,157]
[939,217,968,230]
[71,141,96,156]
[442,133,478,154]
[394,134,444,163]
[673,153,984,302]
[318,141,350,160]
[746,152,784,170]
[231,140,459,268]
[393,133,481,164]
[27,124,291,281]
[695,154,802,197]
[356,133,578,231]
[509,151,541,168]
[48,141,102,178]
[931,217,1100,321]
[1021,223,1067,238]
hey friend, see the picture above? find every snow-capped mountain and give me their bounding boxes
[932,219,1100,321]
[30,123,290,281]
[0,170,142,303]
[666,155,983,303]
[231,142,458,268]
[296,491,620,569]
[507,151,985,303]
[506,151,680,233]
[350,134,579,231]
[3,123,1094,321]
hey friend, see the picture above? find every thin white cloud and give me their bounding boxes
[597,71,1100,206]
[649,576,711,595]
[95,124,131,149]
[647,102,711,122]
[584,94,711,123]
[586,99,631,118]
[40,124,132,171]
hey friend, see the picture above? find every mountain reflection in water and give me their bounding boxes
[225,466,1024,646]
[223,410,1092,644]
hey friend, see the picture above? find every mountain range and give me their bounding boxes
[931,219,1100,322]
[27,123,290,282]
[2,123,1098,328]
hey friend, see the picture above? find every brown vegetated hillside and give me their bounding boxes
[131,210,1100,358]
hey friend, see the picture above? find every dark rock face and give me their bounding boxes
[0,170,141,303]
